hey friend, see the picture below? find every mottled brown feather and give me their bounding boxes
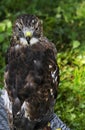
[4,14,59,130]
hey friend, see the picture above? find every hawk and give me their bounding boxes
[4,14,59,130]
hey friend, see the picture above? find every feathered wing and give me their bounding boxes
[4,41,59,130]
[4,14,59,129]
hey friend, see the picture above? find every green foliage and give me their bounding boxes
[55,44,85,129]
[0,0,85,129]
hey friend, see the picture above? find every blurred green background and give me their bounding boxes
[0,0,85,129]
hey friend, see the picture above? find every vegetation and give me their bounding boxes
[0,0,85,129]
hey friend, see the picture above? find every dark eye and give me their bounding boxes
[35,27,38,31]
[18,28,21,31]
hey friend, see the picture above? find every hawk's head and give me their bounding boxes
[12,14,43,46]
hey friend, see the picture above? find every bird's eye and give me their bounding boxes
[35,27,38,31]
[18,28,21,31]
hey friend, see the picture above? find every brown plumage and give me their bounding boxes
[4,14,59,130]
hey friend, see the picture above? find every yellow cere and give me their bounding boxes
[25,31,32,37]
[56,128,61,130]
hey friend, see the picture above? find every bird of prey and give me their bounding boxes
[4,14,59,130]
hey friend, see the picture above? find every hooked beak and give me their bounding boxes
[25,31,33,44]
[26,37,30,44]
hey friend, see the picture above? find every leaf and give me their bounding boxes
[0,34,5,42]
[72,40,80,49]
[4,19,12,28]
[0,23,5,32]
[0,20,12,33]
[76,1,85,19]
[71,113,76,120]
